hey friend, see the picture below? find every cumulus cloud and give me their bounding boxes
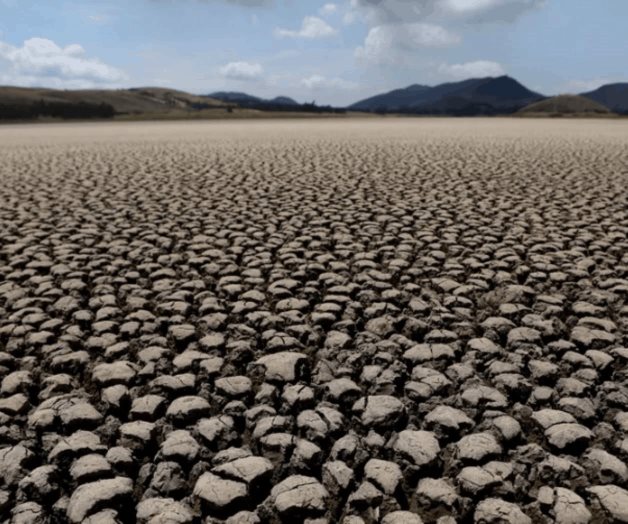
[351,0,431,24]
[442,0,513,12]
[223,0,272,4]
[87,14,111,24]
[438,60,505,78]
[319,3,338,15]
[352,0,543,66]
[300,74,357,89]
[439,0,545,21]
[356,23,460,63]
[0,37,125,87]
[275,16,337,39]
[351,0,544,23]
[163,0,273,5]
[218,60,264,80]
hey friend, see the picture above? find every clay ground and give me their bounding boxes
[0,119,627,523]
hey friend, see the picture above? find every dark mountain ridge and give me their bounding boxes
[348,84,431,113]
[207,91,262,104]
[0,86,231,120]
[581,83,628,114]
[518,95,612,116]
[2,78,627,120]
[349,75,544,115]
[208,91,299,107]
[206,91,345,114]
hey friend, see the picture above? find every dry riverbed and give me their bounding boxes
[0,119,627,523]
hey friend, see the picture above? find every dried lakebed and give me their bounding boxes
[0,119,627,523]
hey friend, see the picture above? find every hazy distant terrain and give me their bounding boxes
[581,83,628,114]
[2,78,628,121]
[349,76,543,114]
[350,77,628,116]
[1,119,627,523]
[518,95,612,117]
[208,92,300,107]
[0,86,347,121]
[0,86,226,114]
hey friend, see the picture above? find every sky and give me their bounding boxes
[1,0,627,105]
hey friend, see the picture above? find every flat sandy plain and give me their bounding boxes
[0,119,627,523]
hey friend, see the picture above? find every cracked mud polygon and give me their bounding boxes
[1,119,627,523]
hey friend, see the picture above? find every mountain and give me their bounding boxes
[349,84,432,112]
[208,91,262,104]
[349,76,544,115]
[208,92,300,107]
[518,95,612,116]
[0,86,226,115]
[0,86,345,121]
[581,83,628,114]
[270,96,299,106]
[126,87,226,110]
[205,91,350,113]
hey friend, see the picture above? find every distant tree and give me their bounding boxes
[0,100,116,120]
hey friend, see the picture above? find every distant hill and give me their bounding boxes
[208,91,300,107]
[127,87,226,111]
[208,91,262,104]
[0,86,348,121]
[0,86,227,115]
[349,84,432,112]
[206,91,347,115]
[581,83,628,114]
[270,96,299,106]
[518,95,612,116]
[349,76,544,115]
[8,77,626,122]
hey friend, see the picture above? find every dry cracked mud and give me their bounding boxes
[0,118,627,524]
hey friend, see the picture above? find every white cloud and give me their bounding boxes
[356,23,460,63]
[352,0,429,24]
[438,60,505,79]
[193,0,273,5]
[319,3,338,15]
[349,0,543,71]
[343,1,360,25]
[218,60,264,80]
[275,16,337,39]
[439,0,544,20]
[350,0,544,24]
[224,0,272,4]
[300,74,357,89]
[441,0,507,12]
[87,14,111,24]
[0,37,125,87]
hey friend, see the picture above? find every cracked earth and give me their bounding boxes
[0,119,627,523]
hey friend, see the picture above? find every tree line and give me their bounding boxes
[214,98,346,114]
[0,100,116,120]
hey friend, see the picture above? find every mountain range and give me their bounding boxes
[1,78,628,119]
[209,78,628,116]
[349,76,542,114]
[581,83,628,114]
[348,76,628,115]
[518,95,612,116]
[0,86,227,114]
[208,92,299,108]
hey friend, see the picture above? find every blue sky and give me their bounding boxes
[1,0,627,105]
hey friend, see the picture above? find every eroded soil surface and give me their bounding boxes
[0,119,627,523]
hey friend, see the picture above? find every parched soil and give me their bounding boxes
[0,119,627,523]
